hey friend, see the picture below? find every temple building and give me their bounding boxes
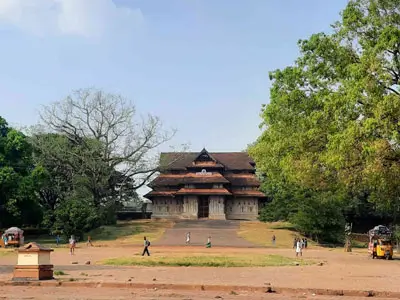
[145,149,266,220]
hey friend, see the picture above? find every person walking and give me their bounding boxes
[142,236,150,256]
[69,235,76,255]
[185,232,191,245]
[272,234,276,246]
[55,235,60,247]
[87,235,93,247]
[304,238,308,249]
[206,236,212,248]
[295,239,302,257]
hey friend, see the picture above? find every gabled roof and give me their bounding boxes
[194,148,216,162]
[160,150,255,171]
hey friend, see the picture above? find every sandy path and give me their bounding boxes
[158,220,257,247]
[1,246,399,293]
[0,286,397,300]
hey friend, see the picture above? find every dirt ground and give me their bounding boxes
[1,245,399,295]
[2,286,398,300]
[158,220,256,247]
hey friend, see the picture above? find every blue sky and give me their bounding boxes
[0,0,348,152]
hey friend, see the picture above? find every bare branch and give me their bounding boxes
[34,88,185,203]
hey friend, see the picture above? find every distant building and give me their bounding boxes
[145,148,266,220]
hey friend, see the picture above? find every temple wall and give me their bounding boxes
[151,197,183,219]
[182,196,198,219]
[225,197,258,220]
[208,196,226,220]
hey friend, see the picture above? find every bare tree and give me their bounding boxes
[32,88,183,204]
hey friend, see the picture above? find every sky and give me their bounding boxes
[0,0,349,153]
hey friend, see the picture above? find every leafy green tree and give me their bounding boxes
[0,116,42,228]
[250,0,400,239]
[27,88,180,235]
[290,193,346,243]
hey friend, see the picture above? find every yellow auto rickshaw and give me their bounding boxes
[368,225,393,260]
[370,238,393,260]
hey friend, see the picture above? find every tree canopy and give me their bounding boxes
[0,117,43,228]
[1,88,178,238]
[249,0,400,241]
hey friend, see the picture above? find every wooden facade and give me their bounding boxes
[145,149,266,220]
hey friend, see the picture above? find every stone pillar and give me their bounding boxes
[182,196,198,219]
[209,196,226,220]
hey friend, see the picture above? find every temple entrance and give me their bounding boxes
[198,196,209,218]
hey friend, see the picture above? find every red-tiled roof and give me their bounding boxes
[160,151,255,170]
[176,188,232,195]
[231,190,266,197]
[149,172,229,186]
[184,173,229,184]
[225,174,260,186]
[144,190,176,198]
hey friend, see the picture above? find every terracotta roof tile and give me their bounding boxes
[150,172,229,186]
[225,174,261,186]
[144,190,176,198]
[160,151,255,170]
[231,190,266,197]
[176,188,232,195]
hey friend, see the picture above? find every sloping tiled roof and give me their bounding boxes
[225,174,260,186]
[149,173,230,186]
[176,188,232,195]
[231,190,266,197]
[160,152,255,170]
[144,190,176,198]
[183,173,229,184]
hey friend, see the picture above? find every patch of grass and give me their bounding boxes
[268,222,296,231]
[90,220,173,245]
[54,270,68,276]
[0,249,13,257]
[238,221,315,248]
[88,222,142,241]
[101,254,311,267]
[26,220,173,247]
[351,240,368,248]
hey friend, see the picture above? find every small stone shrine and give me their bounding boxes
[13,242,54,281]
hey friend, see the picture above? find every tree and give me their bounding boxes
[290,193,346,243]
[0,116,43,228]
[32,89,176,204]
[249,0,400,239]
[28,88,181,232]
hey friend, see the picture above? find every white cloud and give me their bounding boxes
[0,0,144,38]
